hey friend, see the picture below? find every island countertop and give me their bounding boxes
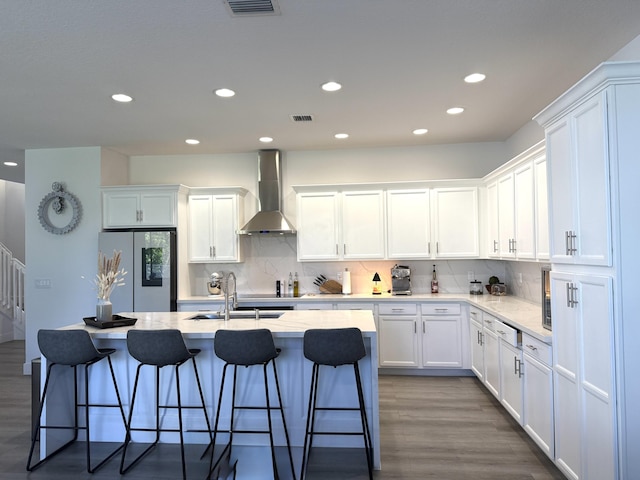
[65,309,376,339]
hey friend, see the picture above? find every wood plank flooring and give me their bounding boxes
[0,340,565,479]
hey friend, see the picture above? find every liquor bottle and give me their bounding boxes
[431,264,439,294]
[293,272,299,297]
[287,272,293,297]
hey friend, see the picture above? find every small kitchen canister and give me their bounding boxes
[469,280,483,295]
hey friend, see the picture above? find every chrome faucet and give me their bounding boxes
[223,271,237,321]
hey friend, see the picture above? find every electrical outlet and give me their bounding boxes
[35,279,52,289]
[337,271,343,281]
[518,273,523,285]
[467,271,474,281]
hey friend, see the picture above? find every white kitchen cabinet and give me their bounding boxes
[498,326,524,425]
[102,186,181,228]
[386,189,431,258]
[522,333,554,459]
[296,190,385,261]
[534,154,550,260]
[513,162,536,259]
[341,190,385,259]
[378,304,419,368]
[296,192,341,261]
[469,307,485,380]
[482,314,500,399]
[431,187,479,257]
[550,271,614,480]
[188,194,242,263]
[420,303,463,368]
[497,172,516,258]
[486,181,500,258]
[545,92,612,266]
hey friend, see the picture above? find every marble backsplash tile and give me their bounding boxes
[187,235,544,304]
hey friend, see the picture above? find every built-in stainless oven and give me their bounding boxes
[541,265,552,330]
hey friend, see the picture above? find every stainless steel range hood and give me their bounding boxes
[238,150,296,235]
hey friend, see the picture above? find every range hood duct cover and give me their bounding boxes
[238,150,296,235]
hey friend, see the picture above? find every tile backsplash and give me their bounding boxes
[188,235,544,304]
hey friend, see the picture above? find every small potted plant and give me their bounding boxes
[486,275,500,294]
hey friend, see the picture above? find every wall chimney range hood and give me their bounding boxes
[238,149,296,235]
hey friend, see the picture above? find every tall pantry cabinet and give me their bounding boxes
[534,61,640,480]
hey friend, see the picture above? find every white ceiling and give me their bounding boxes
[1,0,640,183]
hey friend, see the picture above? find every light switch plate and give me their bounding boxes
[35,279,52,289]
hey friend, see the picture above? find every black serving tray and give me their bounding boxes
[83,315,137,329]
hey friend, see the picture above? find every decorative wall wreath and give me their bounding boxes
[37,182,82,234]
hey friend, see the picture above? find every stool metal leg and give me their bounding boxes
[270,359,296,480]
[353,362,373,480]
[28,357,126,473]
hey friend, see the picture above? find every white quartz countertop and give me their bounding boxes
[179,292,550,343]
[65,309,376,340]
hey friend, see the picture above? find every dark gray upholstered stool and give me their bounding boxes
[120,329,213,480]
[301,327,373,480]
[27,329,127,473]
[208,329,296,480]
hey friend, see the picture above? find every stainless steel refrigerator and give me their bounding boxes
[98,229,177,312]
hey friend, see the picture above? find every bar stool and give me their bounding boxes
[300,327,373,480]
[208,329,296,480]
[120,329,213,480]
[27,329,127,473]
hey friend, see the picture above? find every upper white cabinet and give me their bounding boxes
[296,183,479,262]
[102,185,184,229]
[296,190,385,261]
[484,143,547,261]
[431,187,479,258]
[387,189,431,259]
[544,92,611,266]
[187,193,244,263]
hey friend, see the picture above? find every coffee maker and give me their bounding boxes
[391,264,411,295]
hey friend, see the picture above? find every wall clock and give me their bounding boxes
[37,182,82,235]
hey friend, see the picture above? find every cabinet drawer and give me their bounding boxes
[482,314,499,332]
[421,303,461,315]
[469,307,483,324]
[494,320,520,347]
[522,333,552,366]
[296,303,335,310]
[336,303,375,311]
[378,303,417,315]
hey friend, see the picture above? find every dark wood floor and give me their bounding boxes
[0,340,565,479]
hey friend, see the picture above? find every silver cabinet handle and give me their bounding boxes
[515,357,523,377]
[435,308,449,313]
[526,344,538,351]
[414,321,417,334]
[422,322,425,334]
[493,240,498,253]
[566,283,571,308]
[569,231,577,254]
[428,242,431,254]
[436,242,439,254]
[570,283,578,307]
[565,231,570,255]
[497,329,506,335]
[391,308,406,312]
[511,238,516,253]
[343,244,346,255]
[139,210,143,222]
[485,319,493,325]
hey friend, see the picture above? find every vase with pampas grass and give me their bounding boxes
[93,250,127,322]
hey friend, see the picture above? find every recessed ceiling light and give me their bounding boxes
[111,93,133,103]
[447,107,465,115]
[3,161,18,166]
[464,73,486,83]
[185,139,200,145]
[215,88,236,98]
[259,137,274,143]
[334,133,349,139]
[413,128,428,135]
[321,81,342,92]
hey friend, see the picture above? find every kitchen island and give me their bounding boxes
[44,310,380,472]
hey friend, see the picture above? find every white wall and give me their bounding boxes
[0,179,25,262]
[24,147,102,372]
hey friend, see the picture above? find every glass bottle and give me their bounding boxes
[293,272,299,297]
[288,272,293,297]
[431,264,439,294]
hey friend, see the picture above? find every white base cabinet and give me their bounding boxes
[378,304,419,368]
[522,333,554,459]
[469,307,485,381]
[421,303,463,368]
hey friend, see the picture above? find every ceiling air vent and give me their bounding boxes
[290,114,314,122]
[224,0,280,16]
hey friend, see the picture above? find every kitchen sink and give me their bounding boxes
[187,311,283,320]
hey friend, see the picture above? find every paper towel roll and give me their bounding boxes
[342,268,351,295]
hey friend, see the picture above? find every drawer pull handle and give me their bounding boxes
[497,329,506,335]
[435,308,449,312]
[526,344,538,351]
